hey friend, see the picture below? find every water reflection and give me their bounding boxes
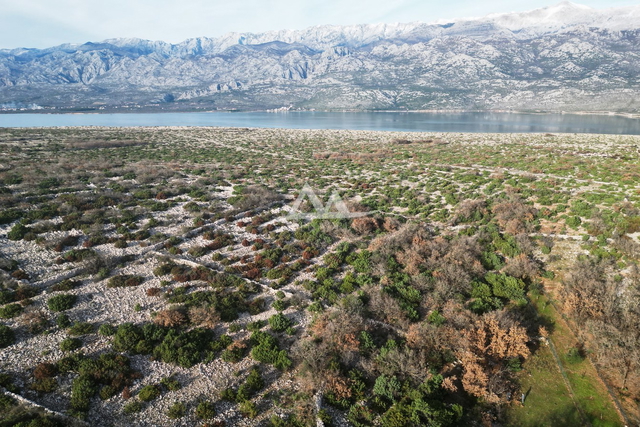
[0,111,639,135]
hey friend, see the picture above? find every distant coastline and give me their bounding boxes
[1,108,639,119]
[1,110,639,135]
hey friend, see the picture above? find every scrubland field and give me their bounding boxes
[0,127,638,426]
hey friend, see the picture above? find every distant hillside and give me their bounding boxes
[1,1,640,113]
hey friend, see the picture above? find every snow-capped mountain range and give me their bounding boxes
[1,1,640,112]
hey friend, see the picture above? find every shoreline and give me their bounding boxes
[0,109,639,119]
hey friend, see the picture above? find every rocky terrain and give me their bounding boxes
[1,127,639,426]
[1,2,640,113]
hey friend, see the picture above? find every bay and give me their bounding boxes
[0,111,639,135]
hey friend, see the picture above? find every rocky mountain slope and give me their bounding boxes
[1,1,640,112]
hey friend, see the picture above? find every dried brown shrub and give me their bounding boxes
[452,199,487,224]
[188,306,220,328]
[503,253,540,280]
[366,285,410,329]
[382,216,400,232]
[243,267,261,280]
[351,217,379,235]
[336,333,360,353]
[11,270,29,280]
[34,362,57,380]
[65,139,147,150]
[441,376,459,393]
[460,351,494,402]
[456,313,532,403]
[392,233,484,298]
[122,386,132,400]
[326,374,352,400]
[561,258,611,320]
[153,308,188,328]
[15,285,37,301]
[492,197,537,232]
[20,308,49,334]
[146,287,162,297]
[469,315,530,360]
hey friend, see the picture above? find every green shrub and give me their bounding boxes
[266,266,292,281]
[373,375,402,402]
[100,384,118,400]
[268,313,291,332]
[221,387,236,401]
[228,323,243,333]
[153,263,175,277]
[7,223,29,241]
[0,303,23,319]
[56,352,85,373]
[427,310,446,326]
[161,376,182,391]
[237,367,264,402]
[481,251,504,270]
[307,301,323,313]
[239,400,258,418]
[113,323,144,352]
[138,384,161,402]
[485,272,526,301]
[107,275,144,288]
[51,279,79,292]
[183,201,201,212]
[0,373,18,394]
[221,342,247,363]
[541,270,555,279]
[210,334,233,353]
[0,393,15,411]
[314,267,333,281]
[31,377,58,393]
[123,400,143,414]
[0,208,23,225]
[0,290,14,305]
[188,245,208,257]
[565,216,582,229]
[250,331,292,370]
[152,328,214,367]
[98,323,117,336]
[68,322,94,336]
[0,324,15,348]
[62,248,96,262]
[60,337,82,352]
[56,313,72,328]
[247,320,265,332]
[38,177,61,190]
[47,294,77,312]
[167,401,186,419]
[195,401,217,419]
[347,250,372,274]
[566,346,585,364]
[70,375,97,411]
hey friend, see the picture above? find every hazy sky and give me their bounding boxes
[1,0,638,49]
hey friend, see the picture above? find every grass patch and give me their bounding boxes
[507,292,622,427]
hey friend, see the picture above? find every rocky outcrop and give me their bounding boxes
[1,2,640,112]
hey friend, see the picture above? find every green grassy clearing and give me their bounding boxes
[507,292,622,427]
